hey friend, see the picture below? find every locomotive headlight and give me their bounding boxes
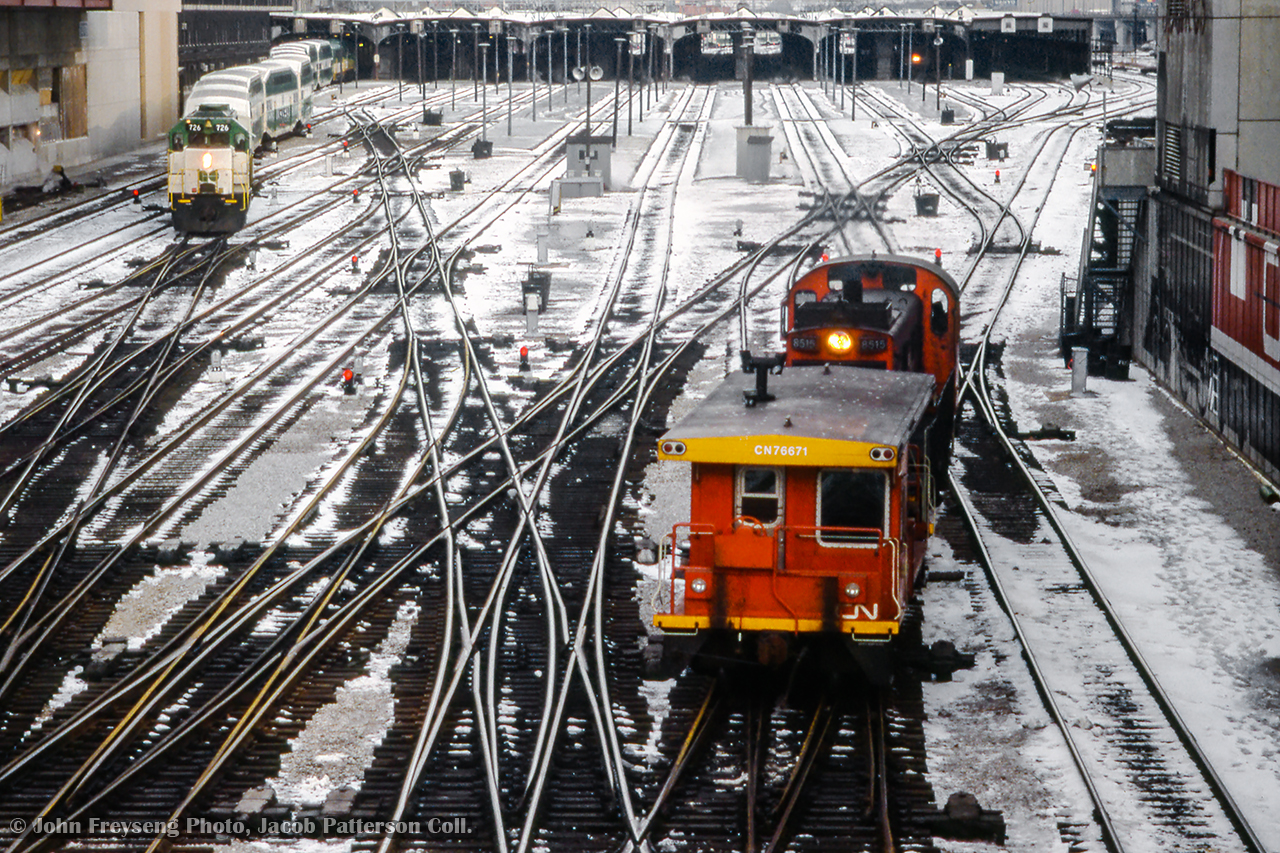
[844,582,862,599]
[202,152,213,170]
[690,578,707,593]
[826,331,853,354]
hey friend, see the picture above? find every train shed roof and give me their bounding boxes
[658,367,934,468]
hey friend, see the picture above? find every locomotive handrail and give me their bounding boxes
[661,523,716,616]
[785,523,884,549]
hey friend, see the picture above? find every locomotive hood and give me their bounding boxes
[657,367,933,468]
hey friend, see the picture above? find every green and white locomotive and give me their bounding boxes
[167,106,256,234]
[167,56,313,234]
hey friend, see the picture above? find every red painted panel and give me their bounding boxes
[1213,218,1280,370]
[1223,169,1280,234]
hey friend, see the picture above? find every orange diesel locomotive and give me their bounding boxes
[651,253,959,678]
[784,252,960,474]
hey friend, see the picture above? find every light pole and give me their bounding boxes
[850,27,858,120]
[934,33,943,111]
[396,23,404,102]
[627,32,634,135]
[829,27,835,98]
[908,26,914,94]
[613,37,624,144]
[545,29,553,113]
[352,26,360,90]
[531,34,538,122]
[813,25,821,88]
[480,43,489,142]
[899,24,906,88]
[507,33,514,135]
[416,25,424,96]
[473,24,480,101]
[576,26,582,94]
[839,26,845,111]
[561,27,569,105]
[647,25,655,108]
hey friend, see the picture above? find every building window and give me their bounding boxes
[736,467,782,525]
[817,470,886,544]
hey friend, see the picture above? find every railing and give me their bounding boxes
[656,520,902,618]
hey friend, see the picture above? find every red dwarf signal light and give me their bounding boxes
[820,252,829,263]
[935,248,942,265]
[352,254,359,271]
[342,368,354,383]
[995,169,1001,183]
[132,188,140,204]
[519,345,530,370]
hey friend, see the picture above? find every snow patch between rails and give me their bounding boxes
[28,666,88,735]
[96,551,227,651]
[268,599,421,809]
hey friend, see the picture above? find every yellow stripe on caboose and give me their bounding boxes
[658,434,899,468]
[654,613,900,636]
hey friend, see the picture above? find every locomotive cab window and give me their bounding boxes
[817,470,886,544]
[736,467,783,525]
[793,289,817,309]
[930,288,951,336]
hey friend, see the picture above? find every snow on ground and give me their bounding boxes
[930,80,1280,848]
[269,599,421,809]
[6,73,1276,849]
[95,550,227,650]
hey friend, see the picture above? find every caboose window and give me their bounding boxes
[736,467,782,525]
[817,470,886,544]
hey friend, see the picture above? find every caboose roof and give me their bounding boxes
[658,367,934,467]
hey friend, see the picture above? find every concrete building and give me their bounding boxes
[1132,0,1280,479]
[1,0,179,190]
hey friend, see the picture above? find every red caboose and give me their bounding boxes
[653,367,936,678]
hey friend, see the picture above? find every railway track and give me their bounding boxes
[869,74,1264,853]
[4,77,1245,853]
